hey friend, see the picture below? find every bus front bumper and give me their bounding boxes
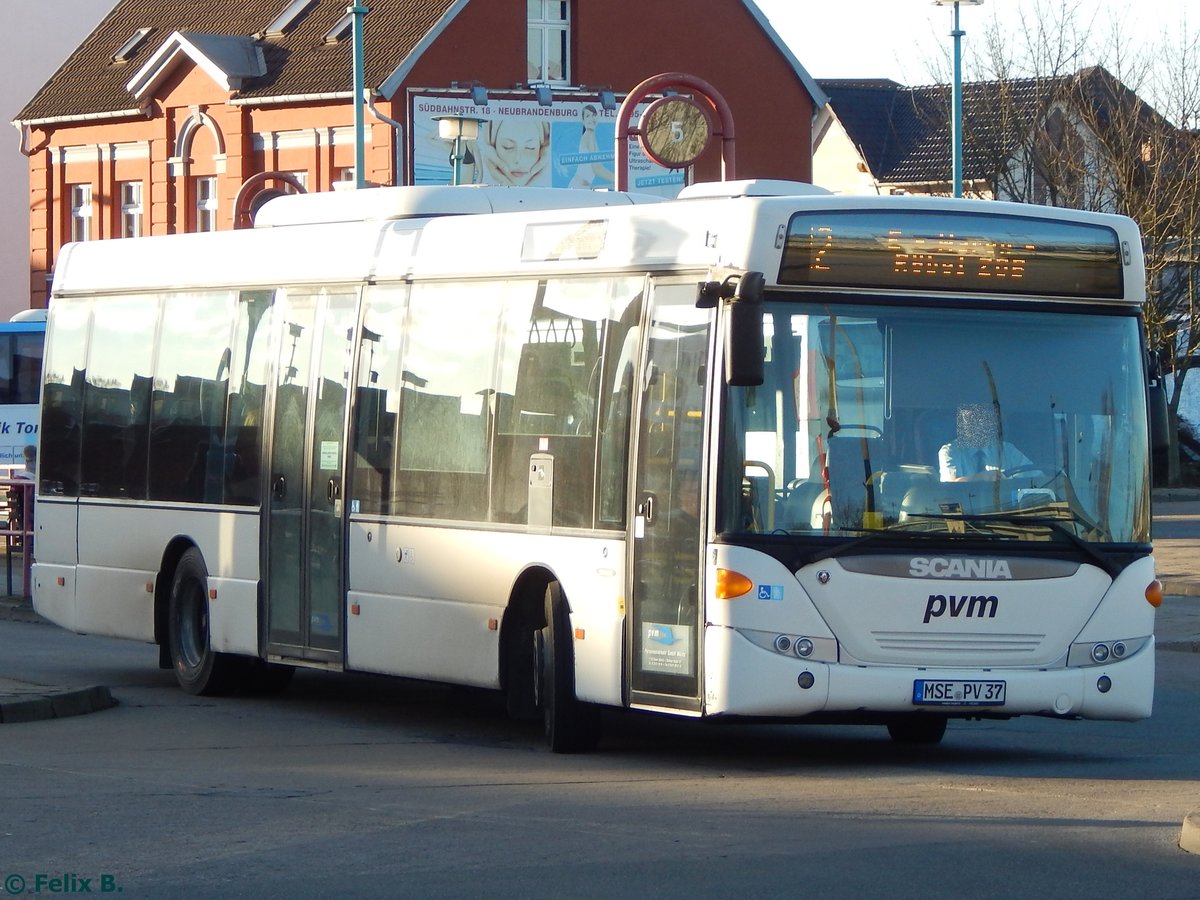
[703,625,1154,723]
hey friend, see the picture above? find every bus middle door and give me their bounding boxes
[265,289,358,664]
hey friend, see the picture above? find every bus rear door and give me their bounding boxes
[264,289,358,664]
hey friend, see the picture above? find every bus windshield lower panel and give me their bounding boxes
[720,301,1150,545]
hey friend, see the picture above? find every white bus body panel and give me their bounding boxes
[706,626,1154,721]
[797,557,1110,668]
[32,498,79,628]
[704,545,1155,721]
[346,519,625,704]
[34,501,261,653]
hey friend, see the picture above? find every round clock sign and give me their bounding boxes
[638,95,712,169]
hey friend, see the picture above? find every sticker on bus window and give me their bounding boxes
[320,440,339,470]
[642,623,694,676]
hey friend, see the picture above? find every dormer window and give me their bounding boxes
[527,1,569,84]
[322,12,353,45]
[263,0,319,38]
[111,27,154,64]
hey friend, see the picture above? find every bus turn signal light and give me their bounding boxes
[1145,579,1163,608]
[715,568,754,600]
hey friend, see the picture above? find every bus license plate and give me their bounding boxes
[913,679,1006,706]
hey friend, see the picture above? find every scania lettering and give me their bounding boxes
[908,557,1013,579]
[33,181,1160,752]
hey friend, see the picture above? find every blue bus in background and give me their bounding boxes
[0,309,45,472]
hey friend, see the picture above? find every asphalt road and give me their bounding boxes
[0,618,1197,899]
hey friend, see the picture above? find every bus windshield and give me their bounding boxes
[721,300,1151,544]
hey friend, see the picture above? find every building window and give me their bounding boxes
[119,181,143,238]
[527,1,569,84]
[70,185,92,242]
[195,176,218,232]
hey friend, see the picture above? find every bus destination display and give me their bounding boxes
[778,210,1123,298]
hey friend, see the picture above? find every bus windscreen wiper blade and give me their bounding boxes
[808,527,971,567]
[951,513,1122,578]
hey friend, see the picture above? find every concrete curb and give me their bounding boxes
[0,684,116,724]
[1181,811,1200,854]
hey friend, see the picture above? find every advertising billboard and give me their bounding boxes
[409,92,687,198]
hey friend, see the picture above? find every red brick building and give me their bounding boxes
[14,0,825,309]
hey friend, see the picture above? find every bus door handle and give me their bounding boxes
[638,493,656,526]
[327,477,341,503]
[272,475,286,501]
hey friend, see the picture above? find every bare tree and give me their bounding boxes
[957,1,1200,483]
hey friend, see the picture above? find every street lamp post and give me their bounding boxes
[933,0,982,198]
[433,116,484,186]
[350,2,368,189]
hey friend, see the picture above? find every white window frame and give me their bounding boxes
[527,1,570,85]
[70,184,93,242]
[120,181,143,238]
[195,176,218,232]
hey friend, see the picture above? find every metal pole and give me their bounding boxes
[451,134,462,186]
[350,2,368,189]
[950,0,964,197]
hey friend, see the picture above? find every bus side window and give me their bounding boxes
[148,290,235,503]
[393,282,495,521]
[40,301,90,497]
[80,294,159,499]
[351,285,405,516]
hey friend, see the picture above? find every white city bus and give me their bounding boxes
[33,181,1161,751]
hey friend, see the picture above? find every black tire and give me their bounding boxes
[167,547,247,696]
[540,581,601,753]
[503,615,539,722]
[887,716,948,745]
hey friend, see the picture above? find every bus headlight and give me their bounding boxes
[735,628,837,662]
[1067,636,1149,667]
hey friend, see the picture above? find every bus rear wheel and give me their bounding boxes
[167,547,246,696]
[539,581,601,753]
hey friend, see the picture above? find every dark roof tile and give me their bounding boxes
[820,68,1164,187]
[16,0,457,122]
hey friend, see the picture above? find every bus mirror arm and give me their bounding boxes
[697,268,764,309]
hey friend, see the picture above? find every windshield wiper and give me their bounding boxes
[807,527,972,567]
[948,512,1122,578]
[808,512,1122,580]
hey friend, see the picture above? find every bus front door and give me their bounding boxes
[265,290,358,663]
[628,281,711,711]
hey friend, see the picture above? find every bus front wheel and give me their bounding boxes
[539,581,601,753]
[167,547,246,696]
